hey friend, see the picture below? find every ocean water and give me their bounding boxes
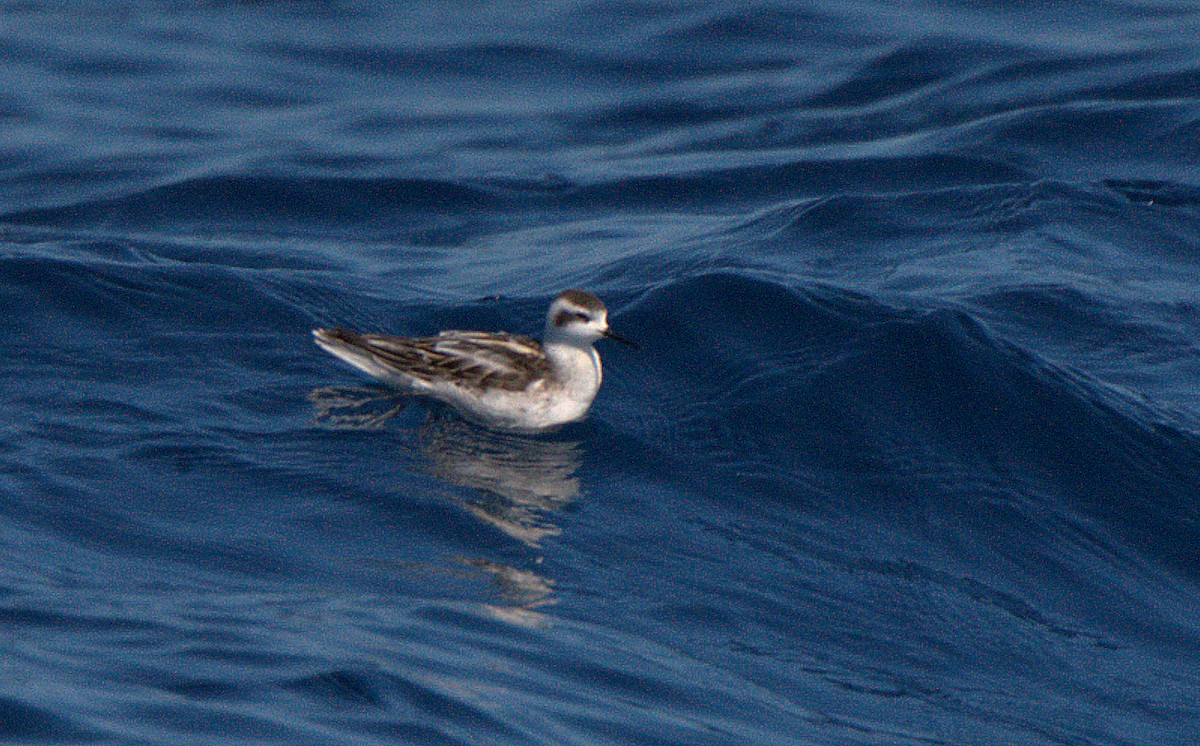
[3,1,1200,743]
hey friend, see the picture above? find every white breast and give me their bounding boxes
[450,343,601,431]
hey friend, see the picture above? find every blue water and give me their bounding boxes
[4,1,1200,743]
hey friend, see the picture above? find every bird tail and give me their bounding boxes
[313,328,405,383]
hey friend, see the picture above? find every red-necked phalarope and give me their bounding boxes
[313,290,637,432]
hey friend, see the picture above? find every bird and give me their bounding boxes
[312,290,637,432]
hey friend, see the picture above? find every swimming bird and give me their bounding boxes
[312,290,636,432]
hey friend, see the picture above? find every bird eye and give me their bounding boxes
[554,309,595,327]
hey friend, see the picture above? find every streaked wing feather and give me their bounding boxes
[354,331,548,391]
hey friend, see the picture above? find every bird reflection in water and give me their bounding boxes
[310,385,582,624]
[417,414,580,547]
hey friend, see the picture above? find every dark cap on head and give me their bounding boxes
[556,289,606,313]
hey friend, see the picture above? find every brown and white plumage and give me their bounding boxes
[312,290,636,432]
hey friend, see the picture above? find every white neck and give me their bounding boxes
[543,340,602,399]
